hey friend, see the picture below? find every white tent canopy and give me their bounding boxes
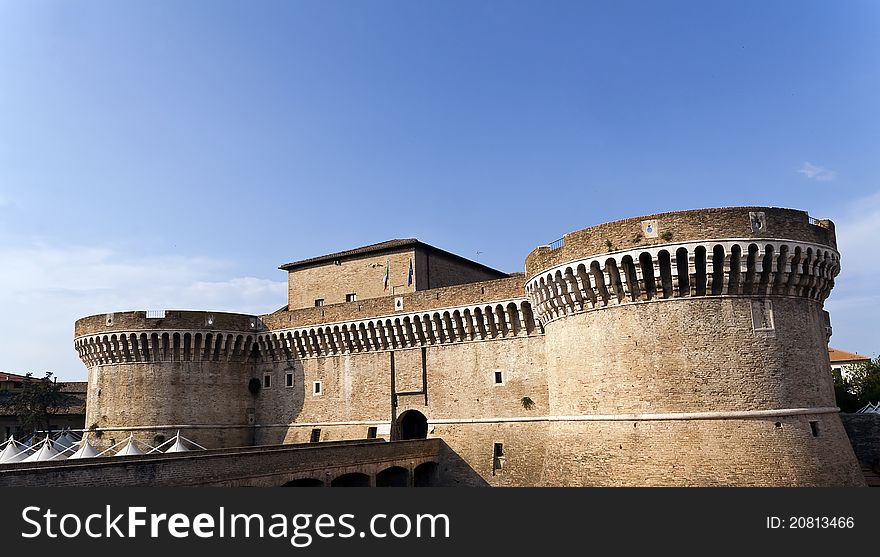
[0,437,31,464]
[22,437,61,462]
[67,438,99,459]
[151,431,206,454]
[53,430,79,451]
[114,435,145,456]
[165,437,190,453]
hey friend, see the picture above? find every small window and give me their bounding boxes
[286,373,293,387]
[494,442,504,458]
[313,381,322,395]
[367,426,378,439]
[310,428,321,443]
[314,299,324,307]
[809,421,819,437]
[346,293,357,302]
[263,374,271,389]
[494,371,504,385]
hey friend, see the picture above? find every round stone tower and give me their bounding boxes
[525,206,864,486]
[74,310,265,449]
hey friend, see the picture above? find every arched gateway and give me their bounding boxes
[393,410,428,441]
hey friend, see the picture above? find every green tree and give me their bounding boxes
[8,372,75,436]
[834,356,880,412]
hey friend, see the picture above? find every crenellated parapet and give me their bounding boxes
[74,311,267,368]
[75,303,542,367]
[526,206,836,275]
[526,238,839,326]
[268,299,540,359]
[525,207,839,325]
[75,330,267,367]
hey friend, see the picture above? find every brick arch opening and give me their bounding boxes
[376,466,409,487]
[394,410,428,441]
[414,462,439,487]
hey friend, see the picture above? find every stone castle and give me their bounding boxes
[73,206,866,486]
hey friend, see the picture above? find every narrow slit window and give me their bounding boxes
[809,421,819,437]
[310,428,321,443]
[494,443,504,458]
[286,373,293,387]
[263,374,271,389]
[313,381,322,395]
[494,371,503,384]
[314,299,324,307]
[346,293,357,302]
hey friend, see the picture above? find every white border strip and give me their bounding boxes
[90,406,840,432]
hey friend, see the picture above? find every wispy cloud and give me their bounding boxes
[797,161,836,181]
[0,238,286,379]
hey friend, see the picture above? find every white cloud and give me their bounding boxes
[0,238,286,380]
[797,161,836,181]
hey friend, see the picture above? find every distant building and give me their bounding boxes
[829,347,871,380]
[0,371,86,441]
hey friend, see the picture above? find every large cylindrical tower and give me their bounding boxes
[525,207,864,486]
[74,310,265,449]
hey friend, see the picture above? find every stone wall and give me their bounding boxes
[75,310,264,338]
[422,247,509,290]
[841,414,880,468]
[537,296,863,485]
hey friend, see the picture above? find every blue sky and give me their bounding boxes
[0,1,877,380]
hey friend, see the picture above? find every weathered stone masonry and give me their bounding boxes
[73,206,866,486]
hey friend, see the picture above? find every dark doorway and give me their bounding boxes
[376,466,409,487]
[414,462,439,487]
[331,473,370,487]
[283,478,324,487]
[394,410,428,440]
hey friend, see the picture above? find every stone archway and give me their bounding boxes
[376,466,409,487]
[414,462,439,487]
[393,409,428,441]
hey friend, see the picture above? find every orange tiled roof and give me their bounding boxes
[828,347,870,363]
